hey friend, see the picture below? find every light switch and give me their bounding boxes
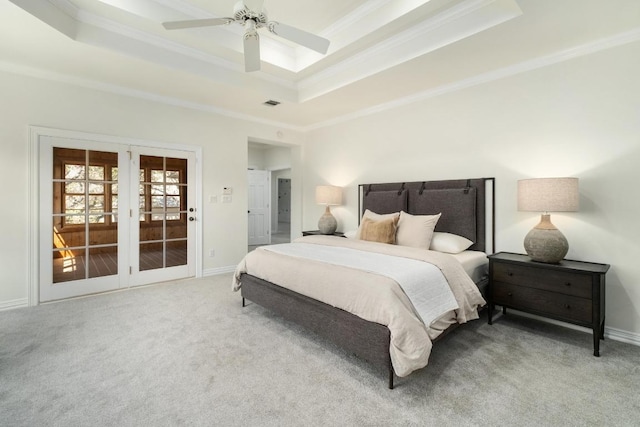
[223,187,233,195]
[209,195,218,203]
[222,195,232,203]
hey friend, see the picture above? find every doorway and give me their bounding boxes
[36,132,199,302]
[247,141,292,251]
[273,177,291,244]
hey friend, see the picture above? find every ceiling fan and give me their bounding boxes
[162,0,330,72]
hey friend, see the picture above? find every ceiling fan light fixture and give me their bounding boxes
[234,1,267,25]
[162,0,329,72]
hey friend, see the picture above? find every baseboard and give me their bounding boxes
[0,298,28,311]
[605,326,640,347]
[203,266,236,277]
[499,309,640,347]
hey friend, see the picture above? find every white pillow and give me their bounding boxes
[356,209,400,239]
[343,229,357,239]
[395,211,441,249]
[429,232,473,254]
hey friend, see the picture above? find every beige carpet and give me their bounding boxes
[1,274,639,426]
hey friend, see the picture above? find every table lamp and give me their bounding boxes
[517,177,579,263]
[315,185,342,234]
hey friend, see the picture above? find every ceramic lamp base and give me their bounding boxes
[524,214,568,263]
[318,206,337,234]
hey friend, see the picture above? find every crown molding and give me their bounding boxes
[297,0,521,102]
[2,21,638,133]
[0,60,305,132]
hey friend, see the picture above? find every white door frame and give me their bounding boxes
[28,126,203,306]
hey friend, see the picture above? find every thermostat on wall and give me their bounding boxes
[223,187,233,195]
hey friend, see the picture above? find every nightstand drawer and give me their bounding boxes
[493,263,591,299]
[493,282,592,324]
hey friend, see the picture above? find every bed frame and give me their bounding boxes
[240,178,495,389]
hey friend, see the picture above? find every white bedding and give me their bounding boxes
[263,243,459,327]
[451,250,489,283]
[233,235,486,377]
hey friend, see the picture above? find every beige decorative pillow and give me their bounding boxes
[359,216,399,244]
[355,209,400,239]
[396,211,441,249]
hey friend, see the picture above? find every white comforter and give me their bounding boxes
[233,235,485,377]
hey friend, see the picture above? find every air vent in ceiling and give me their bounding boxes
[263,100,280,106]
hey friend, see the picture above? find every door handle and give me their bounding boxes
[189,217,195,221]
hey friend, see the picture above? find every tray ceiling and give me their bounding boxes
[3,0,640,128]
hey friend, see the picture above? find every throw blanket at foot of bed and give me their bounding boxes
[233,235,485,378]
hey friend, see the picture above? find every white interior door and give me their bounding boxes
[248,170,270,246]
[39,136,197,302]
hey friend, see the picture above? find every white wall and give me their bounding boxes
[0,70,303,307]
[303,41,640,338]
[2,33,638,342]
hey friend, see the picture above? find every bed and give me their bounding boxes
[234,178,495,389]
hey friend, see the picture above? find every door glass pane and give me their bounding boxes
[88,247,117,279]
[166,240,187,267]
[52,248,86,283]
[65,164,85,180]
[168,220,187,239]
[139,242,163,271]
[141,223,163,242]
[89,219,117,245]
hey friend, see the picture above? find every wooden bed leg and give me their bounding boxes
[388,362,394,390]
[242,297,246,307]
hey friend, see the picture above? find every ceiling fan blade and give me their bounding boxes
[244,32,261,72]
[267,21,330,54]
[243,0,265,12]
[162,17,234,30]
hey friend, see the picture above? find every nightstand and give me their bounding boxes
[302,230,345,237]
[488,252,610,356]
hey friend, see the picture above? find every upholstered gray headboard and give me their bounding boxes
[358,178,495,253]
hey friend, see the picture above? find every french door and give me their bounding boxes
[39,136,196,302]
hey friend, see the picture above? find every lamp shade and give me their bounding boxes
[518,178,579,212]
[315,185,342,206]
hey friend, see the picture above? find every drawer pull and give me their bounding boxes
[507,271,513,277]
[564,304,571,309]
[565,282,571,287]
[507,292,513,297]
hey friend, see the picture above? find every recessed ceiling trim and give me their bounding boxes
[77,10,241,71]
[0,59,305,131]
[297,0,522,102]
[49,0,79,18]
[27,0,299,97]
[97,0,201,22]
[294,0,432,71]
[98,0,301,71]
[10,0,77,38]
[320,0,391,39]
